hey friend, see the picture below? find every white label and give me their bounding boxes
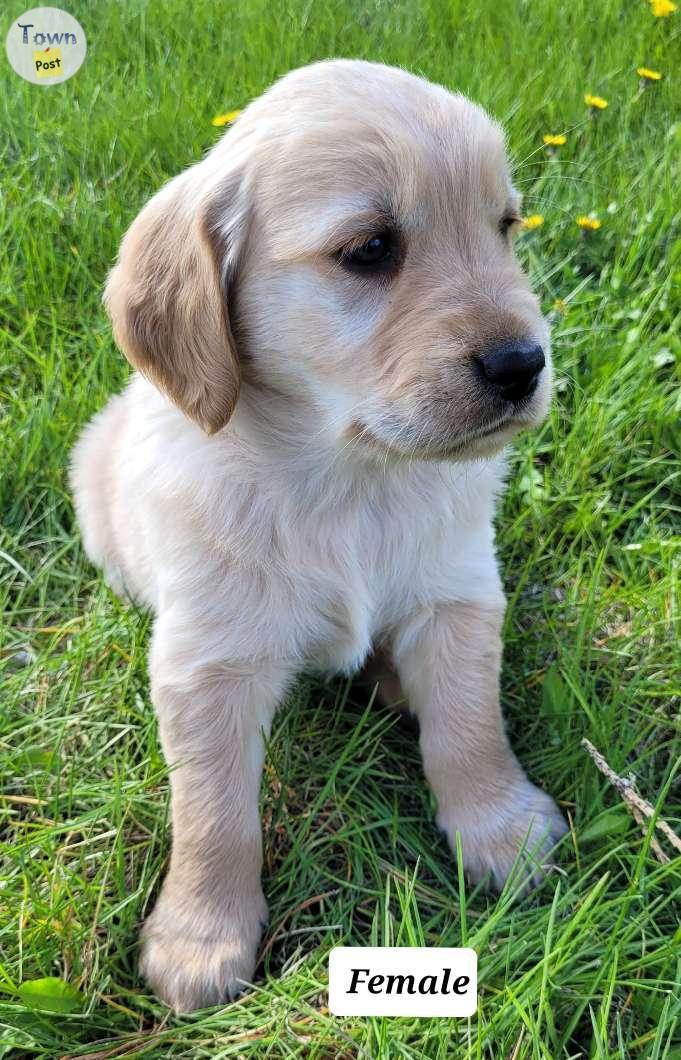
[328,947,477,1017]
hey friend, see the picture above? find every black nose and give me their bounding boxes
[477,340,545,402]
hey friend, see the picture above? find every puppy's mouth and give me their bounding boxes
[345,366,551,461]
[445,422,511,451]
[346,415,519,461]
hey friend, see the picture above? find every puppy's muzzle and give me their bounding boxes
[475,339,546,404]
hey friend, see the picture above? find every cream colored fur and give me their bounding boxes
[70,59,566,1013]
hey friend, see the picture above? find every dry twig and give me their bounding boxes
[581,738,681,864]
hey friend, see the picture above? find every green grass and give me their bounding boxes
[1,0,680,1055]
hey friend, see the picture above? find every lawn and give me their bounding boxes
[1,0,680,1056]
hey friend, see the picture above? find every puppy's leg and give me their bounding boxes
[392,601,566,891]
[140,617,291,1012]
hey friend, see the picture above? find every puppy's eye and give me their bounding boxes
[339,231,397,274]
[499,215,521,238]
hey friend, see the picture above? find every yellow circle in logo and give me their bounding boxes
[6,7,86,85]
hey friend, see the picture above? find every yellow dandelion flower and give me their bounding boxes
[522,214,544,230]
[576,215,602,231]
[636,67,662,80]
[553,298,568,314]
[650,0,676,15]
[211,109,242,127]
[584,94,608,110]
[543,133,567,146]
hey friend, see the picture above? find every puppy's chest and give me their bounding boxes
[294,496,450,673]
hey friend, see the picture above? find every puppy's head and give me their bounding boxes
[106,60,550,458]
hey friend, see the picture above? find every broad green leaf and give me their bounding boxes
[541,664,567,716]
[17,977,83,1014]
[580,809,631,843]
[19,746,60,771]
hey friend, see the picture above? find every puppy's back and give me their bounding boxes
[70,391,131,598]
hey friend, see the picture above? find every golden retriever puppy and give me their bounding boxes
[71,59,567,1012]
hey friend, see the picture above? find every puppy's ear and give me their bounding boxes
[104,167,245,434]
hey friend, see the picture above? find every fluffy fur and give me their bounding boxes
[71,59,566,1013]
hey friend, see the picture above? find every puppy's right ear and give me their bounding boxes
[104,166,246,434]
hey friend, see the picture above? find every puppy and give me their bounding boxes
[71,59,567,1012]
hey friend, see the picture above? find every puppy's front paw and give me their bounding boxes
[139,890,267,1013]
[441,778,567,894]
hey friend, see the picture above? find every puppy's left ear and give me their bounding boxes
[104,165,247,434]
